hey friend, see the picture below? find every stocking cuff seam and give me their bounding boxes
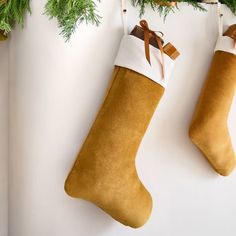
[114,35,176,88]
[215,36,236,55]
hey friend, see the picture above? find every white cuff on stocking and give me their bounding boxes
[215,36,236,55]
[114,35,176,89]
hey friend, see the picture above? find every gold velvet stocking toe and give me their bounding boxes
[189,26,236,176]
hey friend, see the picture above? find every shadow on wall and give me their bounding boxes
[75,200,115,234]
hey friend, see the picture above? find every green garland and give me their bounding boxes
[44,0,205,41]
[220,0,236,14]
[44,0,236,41]
[132,0,206,17]
[44,0,101,41]
[0,0,30,35]
[0,0,236,41]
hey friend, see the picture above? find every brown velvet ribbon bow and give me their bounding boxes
[140,20,165,80]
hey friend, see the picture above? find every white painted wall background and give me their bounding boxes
[4,0,236,236]
[0,41,8,236]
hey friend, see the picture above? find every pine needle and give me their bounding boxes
[220,0,236,14]
[44,0,101,41]
[0,0,31,34]
[1,0,235,40]
[131,0,206,18]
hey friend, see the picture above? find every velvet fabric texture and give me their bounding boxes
[65,66,165,228]
[189,51,236,176]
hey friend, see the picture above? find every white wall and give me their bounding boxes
[0,41,8,236]
[9,1,236,236]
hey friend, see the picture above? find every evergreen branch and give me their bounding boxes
[220,0,236,14]
[45,0,101,41]
[0,0,31,34]
[131,0,206,18]
[44,0,236,41]
[1,0,234,41]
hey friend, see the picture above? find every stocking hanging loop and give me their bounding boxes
[217,2,224,36]
[121,0,128,35]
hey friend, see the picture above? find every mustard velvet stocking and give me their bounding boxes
[189,34,236,176]
[64,23,178,227]
[65,66,164,228]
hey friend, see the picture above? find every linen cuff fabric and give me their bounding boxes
[114,35,176,88]
[215,36,236,55]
